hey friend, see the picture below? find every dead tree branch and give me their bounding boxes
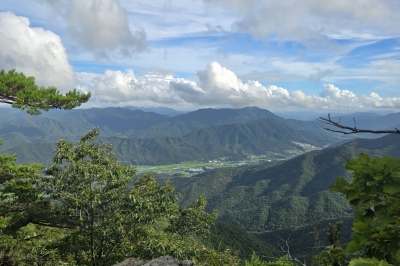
[318,114,400,134]
[274,235,307,266]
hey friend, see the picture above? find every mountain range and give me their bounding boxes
[2,106,399,166]
[2,116,334,166]
[0,106,346,165]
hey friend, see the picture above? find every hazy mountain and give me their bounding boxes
[0,106,289,140]
[3,106,397,142]
[124,106,187,116]
[0,107,169,140]
[0,107,30,123]
[3,117,335,166]
[127,106,287,138]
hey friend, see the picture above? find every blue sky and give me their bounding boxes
[1,0,400,112]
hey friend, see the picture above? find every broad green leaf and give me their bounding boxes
[391,172,400,178]
[383,183,400,195]
[353,221,368,232]
[346,241,362,253]
[349,257,392,266]
[346,164,364,171]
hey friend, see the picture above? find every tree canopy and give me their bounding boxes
[0,69,91,115]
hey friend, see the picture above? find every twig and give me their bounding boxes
[272,235,307,266]
[336,151,349,162]
[318,114,400,134]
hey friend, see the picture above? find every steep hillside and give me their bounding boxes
[177,134,400,232]
[174,134,400,262]
[206,222,280,261]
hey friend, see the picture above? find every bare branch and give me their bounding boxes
[318,114,400,134]
[271,235,307,266]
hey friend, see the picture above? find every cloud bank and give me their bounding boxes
[0,12,75,91]
[85,61,400,111]
[203,0,400,42]
[38,0,147,59]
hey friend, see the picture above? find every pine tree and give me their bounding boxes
[0,69,91,264]
[0,69,91,115]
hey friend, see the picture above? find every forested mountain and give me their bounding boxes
[3,117,334,166]
[206,222,280,261]
[0,106,284,141]
[178,134,400,231]
[175,134,400,260]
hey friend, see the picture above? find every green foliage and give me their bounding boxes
[329,154,400,264]
[39,128,217,265]
[348,257,392,266]
[0,69,91,115]
[325,222,342,247]
[0,140,50,264]
[192,245,241,266]
[0,69,93,264]
[245,253,295,266]
[312,246,351,266]
[312,222,351,266]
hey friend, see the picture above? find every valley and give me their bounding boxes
[2,105,400,264]
[137,141,321,177]
[3,4,400,264]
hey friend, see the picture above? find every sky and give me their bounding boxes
[2,0,400,113]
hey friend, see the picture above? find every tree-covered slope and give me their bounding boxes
[177,134,400,232]
[205,222,280,261]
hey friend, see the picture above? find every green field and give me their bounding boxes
[135,143,322,178]
[136,153,285,177]
[136,160,240,177]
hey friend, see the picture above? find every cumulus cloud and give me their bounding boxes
[202,0,400,43]
[86,61,400,111]
[0,12,75,91]
[38,0,147,59]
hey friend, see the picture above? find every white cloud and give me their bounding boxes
[203,0,400,43]
[38,0,147,59]
[86,61,400,111]
[119,0,233,41]
[0,12,75,91]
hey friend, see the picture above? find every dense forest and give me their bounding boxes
[1,70,400,265]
